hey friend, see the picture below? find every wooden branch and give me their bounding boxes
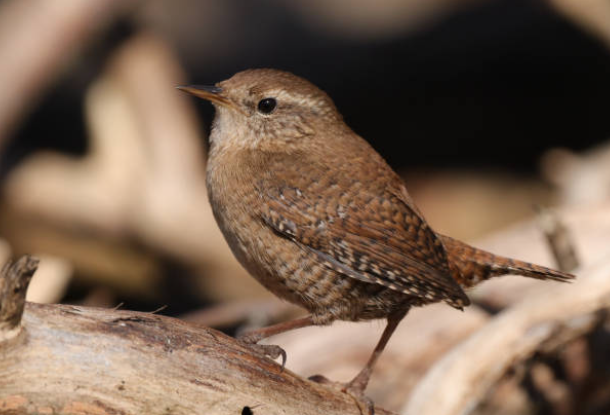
[0,256,395,415]
[540,144,610,206]
[535,206,579,272]
[0,255,37,340]
[24,254,72,304]
[469,202,610,309]
[402,254,610,415]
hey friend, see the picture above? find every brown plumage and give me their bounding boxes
[178,69,575,411]
[440,234,573,288]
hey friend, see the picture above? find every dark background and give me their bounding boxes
[5,0,610,175]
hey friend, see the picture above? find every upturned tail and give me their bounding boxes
[439,234,575,289]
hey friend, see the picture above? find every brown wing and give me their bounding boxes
[257,173,470,309]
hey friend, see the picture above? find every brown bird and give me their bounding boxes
[178,69,575,412]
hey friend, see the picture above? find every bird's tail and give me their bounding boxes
[438,234,575,289]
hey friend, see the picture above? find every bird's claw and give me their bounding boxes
[308,374,375,415]
[240,342,287,368]
[308,374,333,384]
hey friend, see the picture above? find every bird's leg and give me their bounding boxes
[239,315,315,343]
[347,310,406,392]
[310,310,407,415]
[238,315,315,366]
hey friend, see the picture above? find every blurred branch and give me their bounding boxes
[0,0,134,151]
[288,0,484,40]
[547,0,610,50]
[0,239,10,269]
[536,206,579,272]
[181,298,302,330]
[2,32,257,300]
[403,255,610,415]
[25,255,72,304]
[540,143,610,207]
[469,202,609,309]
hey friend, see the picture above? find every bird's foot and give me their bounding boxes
[238,335,287,368]
[308,375,375,415]
[246,343,287,367]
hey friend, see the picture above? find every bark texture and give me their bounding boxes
[0,256,395,415]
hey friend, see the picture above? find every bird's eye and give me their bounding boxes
[257,98,277,114]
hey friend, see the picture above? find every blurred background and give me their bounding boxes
[0,0,609,412]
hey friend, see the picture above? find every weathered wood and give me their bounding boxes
[0,255,37,339]
[0,256,395,415]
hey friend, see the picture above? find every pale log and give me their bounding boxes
[0,256,395,415]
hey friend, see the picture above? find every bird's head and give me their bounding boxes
[178,69,343,151]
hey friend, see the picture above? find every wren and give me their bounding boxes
[178,69,574,411]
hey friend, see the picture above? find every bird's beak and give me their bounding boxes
[176,85,235,109]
